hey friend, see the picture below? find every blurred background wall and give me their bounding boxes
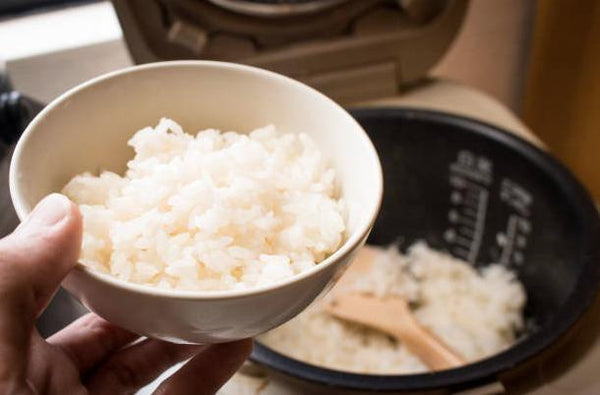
[432,0,600,200]
[432,0,535,114]
[523,0,600,200]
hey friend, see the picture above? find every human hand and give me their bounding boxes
[0,194,252,395]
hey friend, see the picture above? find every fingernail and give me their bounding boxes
[28,193,71,227]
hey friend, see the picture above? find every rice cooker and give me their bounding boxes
[4,0,600,394]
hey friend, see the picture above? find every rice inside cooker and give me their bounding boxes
[259,242,526,374]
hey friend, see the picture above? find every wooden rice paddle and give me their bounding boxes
[326,246,466,371]
[325,293,465,371]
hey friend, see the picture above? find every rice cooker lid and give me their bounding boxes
[110,0,467,102]
[206,0,347,17]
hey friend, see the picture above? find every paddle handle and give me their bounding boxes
[393,322,466,370]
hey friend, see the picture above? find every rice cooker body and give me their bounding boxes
[251,108,600,393]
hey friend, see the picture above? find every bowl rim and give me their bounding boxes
[251,107,600,392]
[9,60,383,300]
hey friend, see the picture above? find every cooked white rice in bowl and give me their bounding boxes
[62,118,346,291]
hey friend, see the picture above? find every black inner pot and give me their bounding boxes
[251,108,600,392]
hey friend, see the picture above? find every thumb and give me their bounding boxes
[0,193,82,316]
[0,193,82,386]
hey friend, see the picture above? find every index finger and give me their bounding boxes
[48,314,138,373]
[153,340,252,395]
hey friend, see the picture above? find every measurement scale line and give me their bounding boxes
[459,227,475,237]
[455,236,473,248]
[464,195,480,204]
[461,207,478,218]
[450,164,492,185]
[500,215,518,265]
[453,246,470,260]
[458,217,476,227]
[467,188,488,264]
[449,176,482,191]
[464,188,482,197]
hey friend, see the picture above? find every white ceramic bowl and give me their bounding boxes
[9,61,382,343]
